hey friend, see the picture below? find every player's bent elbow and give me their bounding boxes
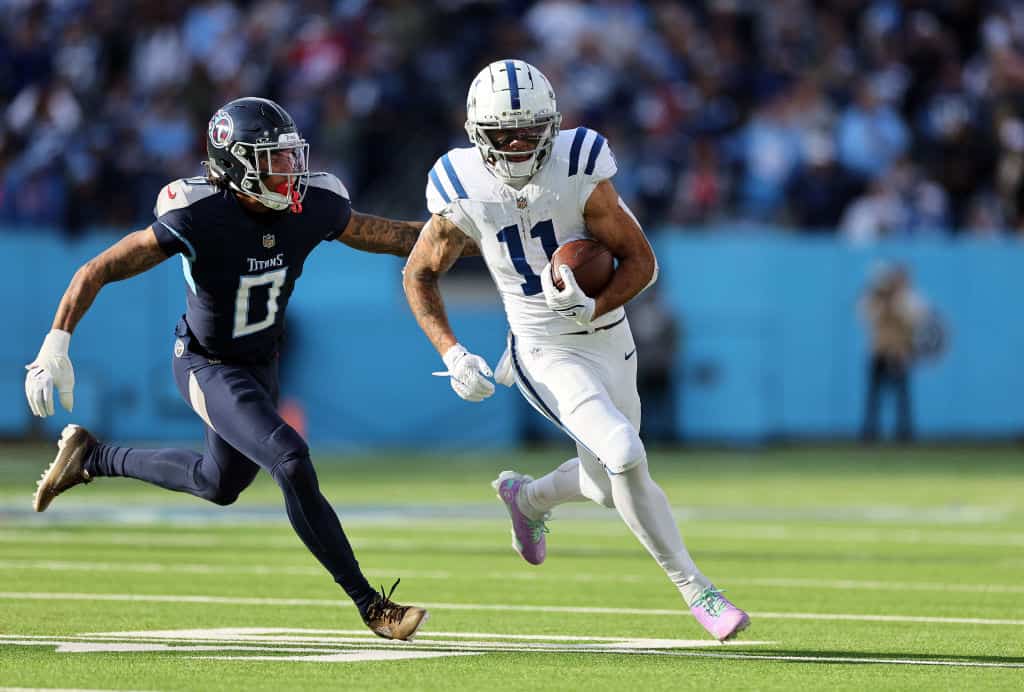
[629,252,657,294]
[402,264,440,294]
[645,258,659,290]
[74,260,108,290]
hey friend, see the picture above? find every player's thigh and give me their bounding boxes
[513,337,642,472]
[512,337,605,420]
[202,428,261,496]
[177,359,306,471]
[601,324,642,430]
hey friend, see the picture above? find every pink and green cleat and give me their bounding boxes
[492,470,549,565]
[690,586,750,641]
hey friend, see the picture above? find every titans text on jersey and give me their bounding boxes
[153,172,350,364]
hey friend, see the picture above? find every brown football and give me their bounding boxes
[550,238,614,297]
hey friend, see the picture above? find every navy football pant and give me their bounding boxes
[86,325,376,613]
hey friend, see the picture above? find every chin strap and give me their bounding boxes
[273,181,303,213]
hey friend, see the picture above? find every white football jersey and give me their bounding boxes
[426,128,623,337]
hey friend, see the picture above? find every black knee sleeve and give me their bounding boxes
[272,453,317,490]
[266,423,316,492]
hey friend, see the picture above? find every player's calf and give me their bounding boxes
[33,424,95,512]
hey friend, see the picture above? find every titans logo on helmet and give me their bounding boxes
[208,110,234,149]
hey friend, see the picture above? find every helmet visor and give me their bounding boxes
[481,123,550,162]
[267,146,306,175]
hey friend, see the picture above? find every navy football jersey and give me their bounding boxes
[152,173,350,364]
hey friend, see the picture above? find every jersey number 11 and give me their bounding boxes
[496,219,556,296]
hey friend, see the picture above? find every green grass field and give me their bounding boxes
[0,444,1022,690]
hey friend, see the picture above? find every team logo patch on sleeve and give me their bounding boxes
[208,110,234,149]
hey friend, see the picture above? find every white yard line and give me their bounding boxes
[2,559,1023,595]
[0,591,1020,626]
[0,629,1019,669]
[5,629,752,645]
[727,576,1024,594]
[3,525,1024,548]
[689,525,1024,547]
[0,559,451,580]
[0,502,1010,526]
[0,688,157,692]
[647,651,1024,669]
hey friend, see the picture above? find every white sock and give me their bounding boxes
[609,459,712,606]
[518,458,586,519]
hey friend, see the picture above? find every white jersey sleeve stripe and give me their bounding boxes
[567,127,588,176]
[584,133,606,175]
[441,154,468,198]
[429,167,452,204]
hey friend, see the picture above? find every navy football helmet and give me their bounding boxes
[205,97,310,212]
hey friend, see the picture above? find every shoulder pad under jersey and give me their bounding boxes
[426,147,494,213]
[306,172,350,200]
[155,177,218,217]
[552,127,617,180]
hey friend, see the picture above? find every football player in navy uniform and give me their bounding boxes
[23,97,449,640]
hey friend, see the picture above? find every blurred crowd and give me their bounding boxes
[3,0,1024,238]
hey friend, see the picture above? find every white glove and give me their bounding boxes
[541,263,596,328]
[25,329,75,417]
[441,343,495,402]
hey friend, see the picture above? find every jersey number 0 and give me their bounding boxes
[233,267,288,338]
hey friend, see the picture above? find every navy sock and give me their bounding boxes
[86,443,205,494]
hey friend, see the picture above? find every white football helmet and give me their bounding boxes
[465,59,562,184]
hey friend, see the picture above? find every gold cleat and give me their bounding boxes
[33,424,96,512]
[363,579,429,641]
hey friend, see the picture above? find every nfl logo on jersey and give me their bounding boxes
[262,234,276,249]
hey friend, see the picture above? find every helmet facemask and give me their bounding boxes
[467,112,561,185]
[228,136,310,212]
[207,135,310,213]
[205,99,311,212]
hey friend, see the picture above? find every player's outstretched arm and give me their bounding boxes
[402,214,466,355]
[26,227,170,417]
[583,180,658,320]
[51,227,171,333]
[339,211,481,257]
[403,213,493,402]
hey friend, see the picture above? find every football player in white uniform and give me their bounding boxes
[402,60,749,641]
